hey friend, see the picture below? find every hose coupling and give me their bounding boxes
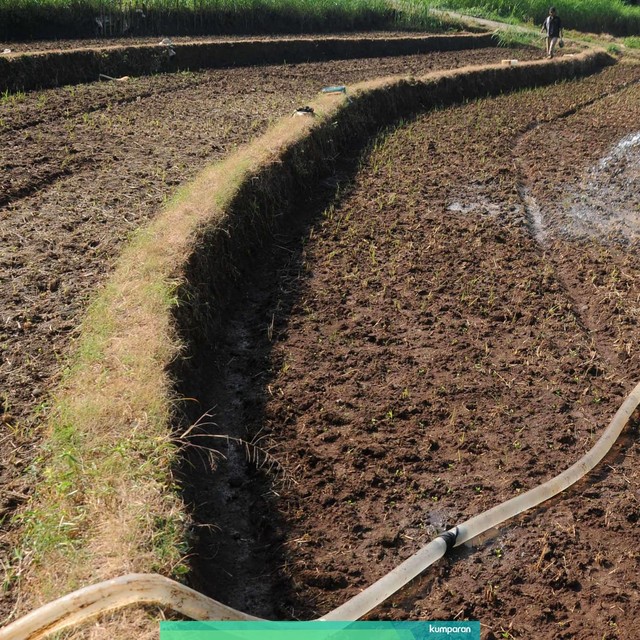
[438,526,459,552]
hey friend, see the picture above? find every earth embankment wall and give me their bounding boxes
[0,33,495,93]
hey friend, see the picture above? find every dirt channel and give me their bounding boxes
[0,45,540,623]
[185,61,640,640]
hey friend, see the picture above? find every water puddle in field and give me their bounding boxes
[597,131,640,170]
[446,198,502,216]
[567,130,640,243]
[524,130,640,245]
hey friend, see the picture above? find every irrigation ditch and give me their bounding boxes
[4,46,640,640]
[169,48,616,616]
[2,45,549,633]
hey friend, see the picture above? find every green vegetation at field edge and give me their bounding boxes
[430,0,640,37]
[0,0,450,42]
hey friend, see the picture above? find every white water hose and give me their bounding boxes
[2,381,639,639]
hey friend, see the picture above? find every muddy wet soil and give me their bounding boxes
[192,62,640,639]
[0,45,540,621]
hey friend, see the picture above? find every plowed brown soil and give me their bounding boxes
[2,46,639,638]
[0,45,538,622]
[190,61,640,639]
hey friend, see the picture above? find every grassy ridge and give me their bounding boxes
[432,0,640,36]
[0,0,442,42]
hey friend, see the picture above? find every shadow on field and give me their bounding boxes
[173,142,367,619]
[169,50,613,618]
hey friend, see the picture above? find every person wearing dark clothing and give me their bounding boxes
[541,7,564,58]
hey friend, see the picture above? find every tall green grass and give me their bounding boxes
[0,0,443,42]
[431,0,640,36]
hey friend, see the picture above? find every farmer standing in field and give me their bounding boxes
[541,6,564,58]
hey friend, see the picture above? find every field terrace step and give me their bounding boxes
[0,33,496,93]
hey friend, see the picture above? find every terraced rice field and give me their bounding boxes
[1,40,639,640]
[187,61,640,639]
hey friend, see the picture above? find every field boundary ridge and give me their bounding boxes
[0,33,496,93]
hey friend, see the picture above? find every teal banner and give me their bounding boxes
[160,621,480,640]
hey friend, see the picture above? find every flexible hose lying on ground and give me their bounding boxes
[0,574,260,640]
[2,381,639,639]
[323,381,640,620]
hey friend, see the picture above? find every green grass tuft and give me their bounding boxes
[493,28,541,49]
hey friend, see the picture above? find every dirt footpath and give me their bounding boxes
[190,61,640,639]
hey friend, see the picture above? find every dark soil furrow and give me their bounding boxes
[522,75,640,135]
[0,158,97,208]
[2,89,161,133]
